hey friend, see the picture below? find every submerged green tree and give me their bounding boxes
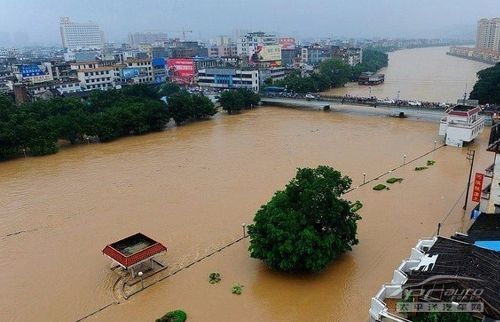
[219,89,260,114]
[219,90,245,114]
[247,166,362,273]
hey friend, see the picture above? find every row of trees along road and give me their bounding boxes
[0,84,216,161]
[470,62,500,104]
[247,166,362,273]
[274,49,388,93]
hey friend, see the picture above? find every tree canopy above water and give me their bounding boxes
[247,166,362,273]
[0,83,216,161]
[470,62,500,105]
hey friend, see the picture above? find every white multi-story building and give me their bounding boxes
[476,18,500,51]
[197,68,259,92]
[70,61,115,90]
[237,32,278,58]
[70,58,154,91]
[438,103,485,147]
[60,17,104,50]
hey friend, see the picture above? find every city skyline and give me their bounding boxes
[0,0,499,46]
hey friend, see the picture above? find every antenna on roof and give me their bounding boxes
[463,82,468,103]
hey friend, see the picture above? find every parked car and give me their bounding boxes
[408,100,422,106]
[305,93,316,101]
[378,98,395,104]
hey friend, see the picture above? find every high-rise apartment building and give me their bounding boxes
[476,18,500,51]
[60,17,104,50]
[128,32,169,47]
[237,32,278,58]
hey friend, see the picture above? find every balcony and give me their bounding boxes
[485,163,495,178]
[482,183,491,200]
[488,123,500,152]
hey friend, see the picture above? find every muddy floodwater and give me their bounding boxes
[324,46,490,103]
[0,47,494,322]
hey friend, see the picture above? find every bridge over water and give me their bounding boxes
[261,97,449,122]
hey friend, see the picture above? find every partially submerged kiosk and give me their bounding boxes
[102,233,167,277]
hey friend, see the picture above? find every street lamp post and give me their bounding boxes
[138,271,144,289]
[242,223,246,238]
[363,172,366,184]
[403,154,407,165]
[434,140,437,150]
[397,91,400,100]
[463,150,475,211]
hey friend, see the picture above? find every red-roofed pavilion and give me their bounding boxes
[102,233,167,277]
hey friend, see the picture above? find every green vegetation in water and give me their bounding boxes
[247,166,362,273]
[0,83,217,161]
[155,309,187,322]
[414,166,428,171]
[167,89,217,125]
[350,201,363,212]
[208,272,221,284]
[426,160,436,166]
[373,184,388,190]
[386,177,403,184]
[219,88,260,114]
[231,283,244,295]
[470,62,500,104]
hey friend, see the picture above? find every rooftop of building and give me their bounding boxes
[102,233,167,268]
[404,237,500,319]
[452,104,479,112]
[459,213,500,242]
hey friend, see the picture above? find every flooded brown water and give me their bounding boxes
[0,47,493,322]
[324,46,490,103]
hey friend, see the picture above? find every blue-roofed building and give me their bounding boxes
[15,63,53,84]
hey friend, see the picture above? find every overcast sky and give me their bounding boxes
[0,0,499,46]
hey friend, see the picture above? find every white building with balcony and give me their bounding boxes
[71,61,115,90]
[197,68,259,92]
[438,104,484,147]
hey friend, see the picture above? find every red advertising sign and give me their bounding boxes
[279,37,296,49]
[472,173,484,202]
[167,58,194,84]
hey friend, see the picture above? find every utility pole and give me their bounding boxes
[463,150,475,210]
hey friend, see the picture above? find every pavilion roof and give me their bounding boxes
[102,233,167,268]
